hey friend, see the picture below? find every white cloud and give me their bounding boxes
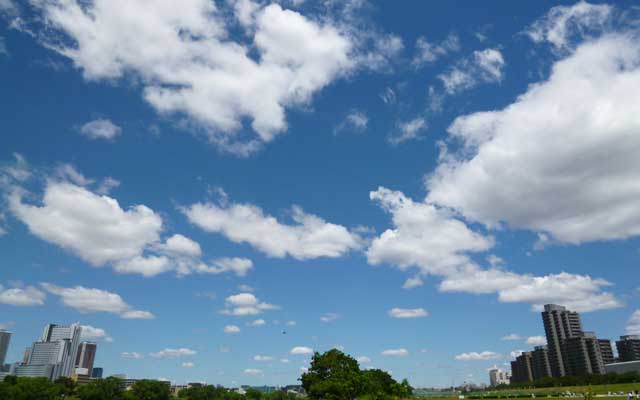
[626,310,640,335]
[121,352,144,359]
[253,355,273,361]
[290,346,313,355]
[80,325,113,342]
[357,356,371,364]
[280,358,290,363]
[412,33,460,67]
[379,87,396,105]
[193,257,253,277]
[402,276,424,289]
[320,313,341,323]
[238,284,254,292]
[244,368,263,376]
[367,187,494,276]
[526,1,611,52]
[427,35,640,245]
[509,350,525,359]
[114,256,172,278]
[438,48,504,95]
[221,293,278,316]
[388,117,427,145]
[248,319,266,327]
[381,348,409,357]
[33,1,355,155]
[286,320,296,326]
[41,283,154,319]
[0,284,46,306]
[9,182,163,266]
[388,307,429,319]
[79,119,122,140]
[501,334,523,341]
[150,348,197,358]
[455,351,500,361]
[526,336,547,346]
[368,188,619,312]
[159,234,202,257]
[334,110,368,135]
[224,325,241,334]
[182,361,195,368]
[183,197,361,259]
[55,164,94,186]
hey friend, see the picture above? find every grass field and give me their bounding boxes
[463,382,640,398]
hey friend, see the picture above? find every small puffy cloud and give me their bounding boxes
[0,284,46,306]
[80,325,113,342]
[183,196,362,260]
[150,348,197,358]
[510,350,525,359]
[438,48,504,95]
[290,346,313,355]
[286,320,296,326]
[248,319,266,327]
[79,119,122,140]
[253,355,273,361]
[334,110,368,135]
[412,33,460,67]
[357,356,371,364]
[320,313,341,323]
[182,361,195,368]
[244,368,264,376]
[402,276,424,289]
[626,310,640,335]
[526,336,547,346]
[121,352,144,359]
[238,284,254,292]
[455,351,501,361]
[221,293,278,316]
[501,334,523,341]
[224,325,241,334]
[381,348,409,357]
[41,283,154,319]
[194,257,253,277]
[388,117,427,145]
[379,87,396,105]
[526,1,611,52]
[388,307,429,319]
[280,358,290,363]
[159,234,202,257]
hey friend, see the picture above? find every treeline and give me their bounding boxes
[501,371,640,389]
[0,376,299,400]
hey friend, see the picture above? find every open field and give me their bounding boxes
[463,383,640,398]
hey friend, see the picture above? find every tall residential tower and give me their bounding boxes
[541,304,583,377]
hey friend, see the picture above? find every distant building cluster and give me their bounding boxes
[0,324,102,383]
[507,304,640,384]
[488,367,511,387]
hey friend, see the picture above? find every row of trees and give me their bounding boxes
[0,349,414,400]
[300,349,413,400]
[496,371,640,389]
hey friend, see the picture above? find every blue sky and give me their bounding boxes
[1,0,640,388]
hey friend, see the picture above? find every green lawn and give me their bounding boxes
[465,382,640,398]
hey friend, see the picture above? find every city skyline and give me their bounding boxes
[1,0,640,388]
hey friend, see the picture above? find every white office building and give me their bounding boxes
[489,366,511,387]
[14,323,82,380]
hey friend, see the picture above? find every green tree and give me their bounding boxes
[54,376,77,396]
[130,379,171,400]
[245,388,263,400]
[301,349,363,400]
[77,377,124,400]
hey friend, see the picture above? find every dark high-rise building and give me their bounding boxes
[511,352,533,383]
[0,330,11,368]
[562,332,605,376]
[598,339,615,365]
[75,342,97,373]
[616,335,640,362]
[91,367,103,378]
[531,345,552,380]
[542,304,583,377]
